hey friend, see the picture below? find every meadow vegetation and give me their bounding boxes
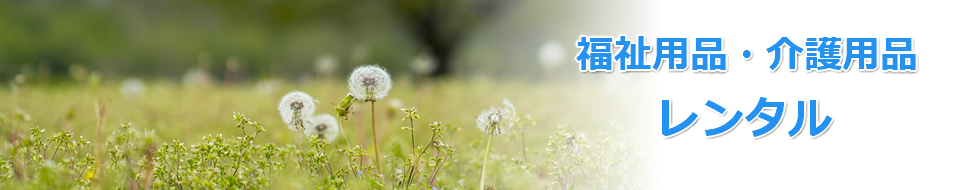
[0,69,643,189]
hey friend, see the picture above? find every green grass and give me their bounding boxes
[0,77,643,189]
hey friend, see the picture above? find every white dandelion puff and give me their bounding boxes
[182,68,212,88]
[538,40,566,69]
[278,91,317,131]
[410,51,437,76]
[389,99,403,109]
[255,79,279,96]
[476,99,517,189]
[305,114,339,142]
[121,78,145,99]
[315,55,339,76]
[476,99,518,135]
[347,65,393,101]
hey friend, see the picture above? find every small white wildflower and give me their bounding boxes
[347,65,393,101]
[305,114,339,142]
[278,91,317,131]
[566,133,587,153]
[476,99,518,135]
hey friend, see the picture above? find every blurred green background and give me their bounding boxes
[0,1,652,188]
[0,0,602,82]
[0,0,653,150]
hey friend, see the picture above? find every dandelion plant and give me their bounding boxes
[476,99,518,189]
[278,91,317,174]
[0,78,649,189]
[305,114,340,142]
[348,65,393,183]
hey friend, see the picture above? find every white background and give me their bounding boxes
[588,0,960,189]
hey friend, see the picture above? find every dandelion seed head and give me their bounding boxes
[389,99,403,109]
[121,78,145,99]
[305,114,339,142]
[290,101,304,110]
[278,91,316,131]
[255,79,279,96]
[348,65,392,101]
[182,68,212,88]
[315,55,339,75]
[410,51,437,75]
[538,40,566,69]
[476,99,517,135]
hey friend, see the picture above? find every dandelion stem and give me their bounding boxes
[298,119,305,176]
[370,101,385,184]
[479,132,493,190]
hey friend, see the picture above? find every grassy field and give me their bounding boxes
[0,76,645,189]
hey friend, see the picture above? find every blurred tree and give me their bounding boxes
[0,0,525,79]
[386,0,513,77]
